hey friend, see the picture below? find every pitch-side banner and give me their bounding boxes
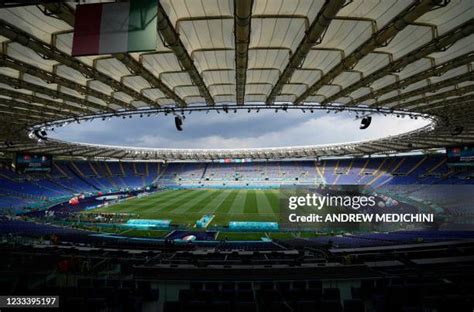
[72,0,157,56]
[279,184,474,232]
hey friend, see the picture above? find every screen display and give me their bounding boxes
[218,159,253,163]
[15,153,52,173]
[446,146,474,166]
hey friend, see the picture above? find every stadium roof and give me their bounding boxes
[0,0,473,160]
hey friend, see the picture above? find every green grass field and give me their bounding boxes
[84,189,281,228]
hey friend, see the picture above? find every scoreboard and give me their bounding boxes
[15,153,52,173]
[446,146,474,166]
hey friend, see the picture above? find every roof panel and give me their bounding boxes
[7,43,57,72]
[160,72,193,89]
[95,58,131,81]
[415,0,474,35]
[141,53,182,75]
[338,1,412,30]
[275,94,295,103]
[281,83,306,96]
[179,19,234,52]
[302,50,341,74]
[183,96,205,104]
[318,20,372,55]
[353,53,390,76]
[253,0,323,22]
[375,26,432,60]
[247,69,280,84]
[202,70,235,85]
[0,67,19,78]
[193,50,235,72]
[88,80,114,97]
[214,94,235,103]
[430,35,474,64]
[395,58,432,80]
[174,85,200,98]
[332,71,362,89]
[163,0,233,27]
[429,65,470,84]
[250,18,305,51]
[55,65,88,86]
[58,86,84,99]
[209,84,234,96]
[0,6,71,43]
[245,94,266,103]
[350,88,371,102]
[142,88,166,100]
[113,92,134,103]
[246,83,272,95]
[290,69,321,85]
[122,76,152,94]
[318,85,342,98]
[248,49,289,70]
[306,95,326,103]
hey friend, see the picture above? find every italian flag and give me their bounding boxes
[72,0,157,57]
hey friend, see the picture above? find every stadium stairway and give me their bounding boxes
[66,164,100,191]
[201,163,208,180]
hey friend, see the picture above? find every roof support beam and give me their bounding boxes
[67,147,100,156]
[0,86,88,116]
[85,149,110,158]
[41,3,186,108]
[234,0,253,105]
[379,71,474,108]
[114,54,186,107]
[19,144,70,154]
[0,114,32,124]
[365,142,405,152]
[0,105,61,122]
[0,98,71,118]
[0,53,133,110]
[0,20,156,108]
[322,20,474,106]
[349,52,474,106]
[0,73,108,113]
[420,95,474,112]
[396,85,474,110]
[295,0,442,105]
[425,133,474,141]
[157,3,215,106]
[0,109,45,122]
[390,140,434,148]
[402,136,470,145]
[266,0,345,105]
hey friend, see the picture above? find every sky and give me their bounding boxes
[50,110,430,149]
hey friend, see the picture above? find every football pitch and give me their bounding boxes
[86,189,281,227]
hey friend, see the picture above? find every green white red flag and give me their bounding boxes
[72,0,157,56]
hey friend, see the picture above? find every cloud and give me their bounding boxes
[50,111,430,149]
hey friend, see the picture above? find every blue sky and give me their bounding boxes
[50,110,430,149]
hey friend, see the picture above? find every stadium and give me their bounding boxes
[0,0,473,311]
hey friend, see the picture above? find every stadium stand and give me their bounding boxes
[1,154,472,213]
[0,160,158,212]
[158,154,472,189]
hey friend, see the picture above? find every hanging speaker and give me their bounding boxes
[359,116,372,129]
[33,129,48,141]
[174,116,183,131]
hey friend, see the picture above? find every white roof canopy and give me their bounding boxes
[0,0,473,160]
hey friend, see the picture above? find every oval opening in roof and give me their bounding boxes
[49,109,431,149]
